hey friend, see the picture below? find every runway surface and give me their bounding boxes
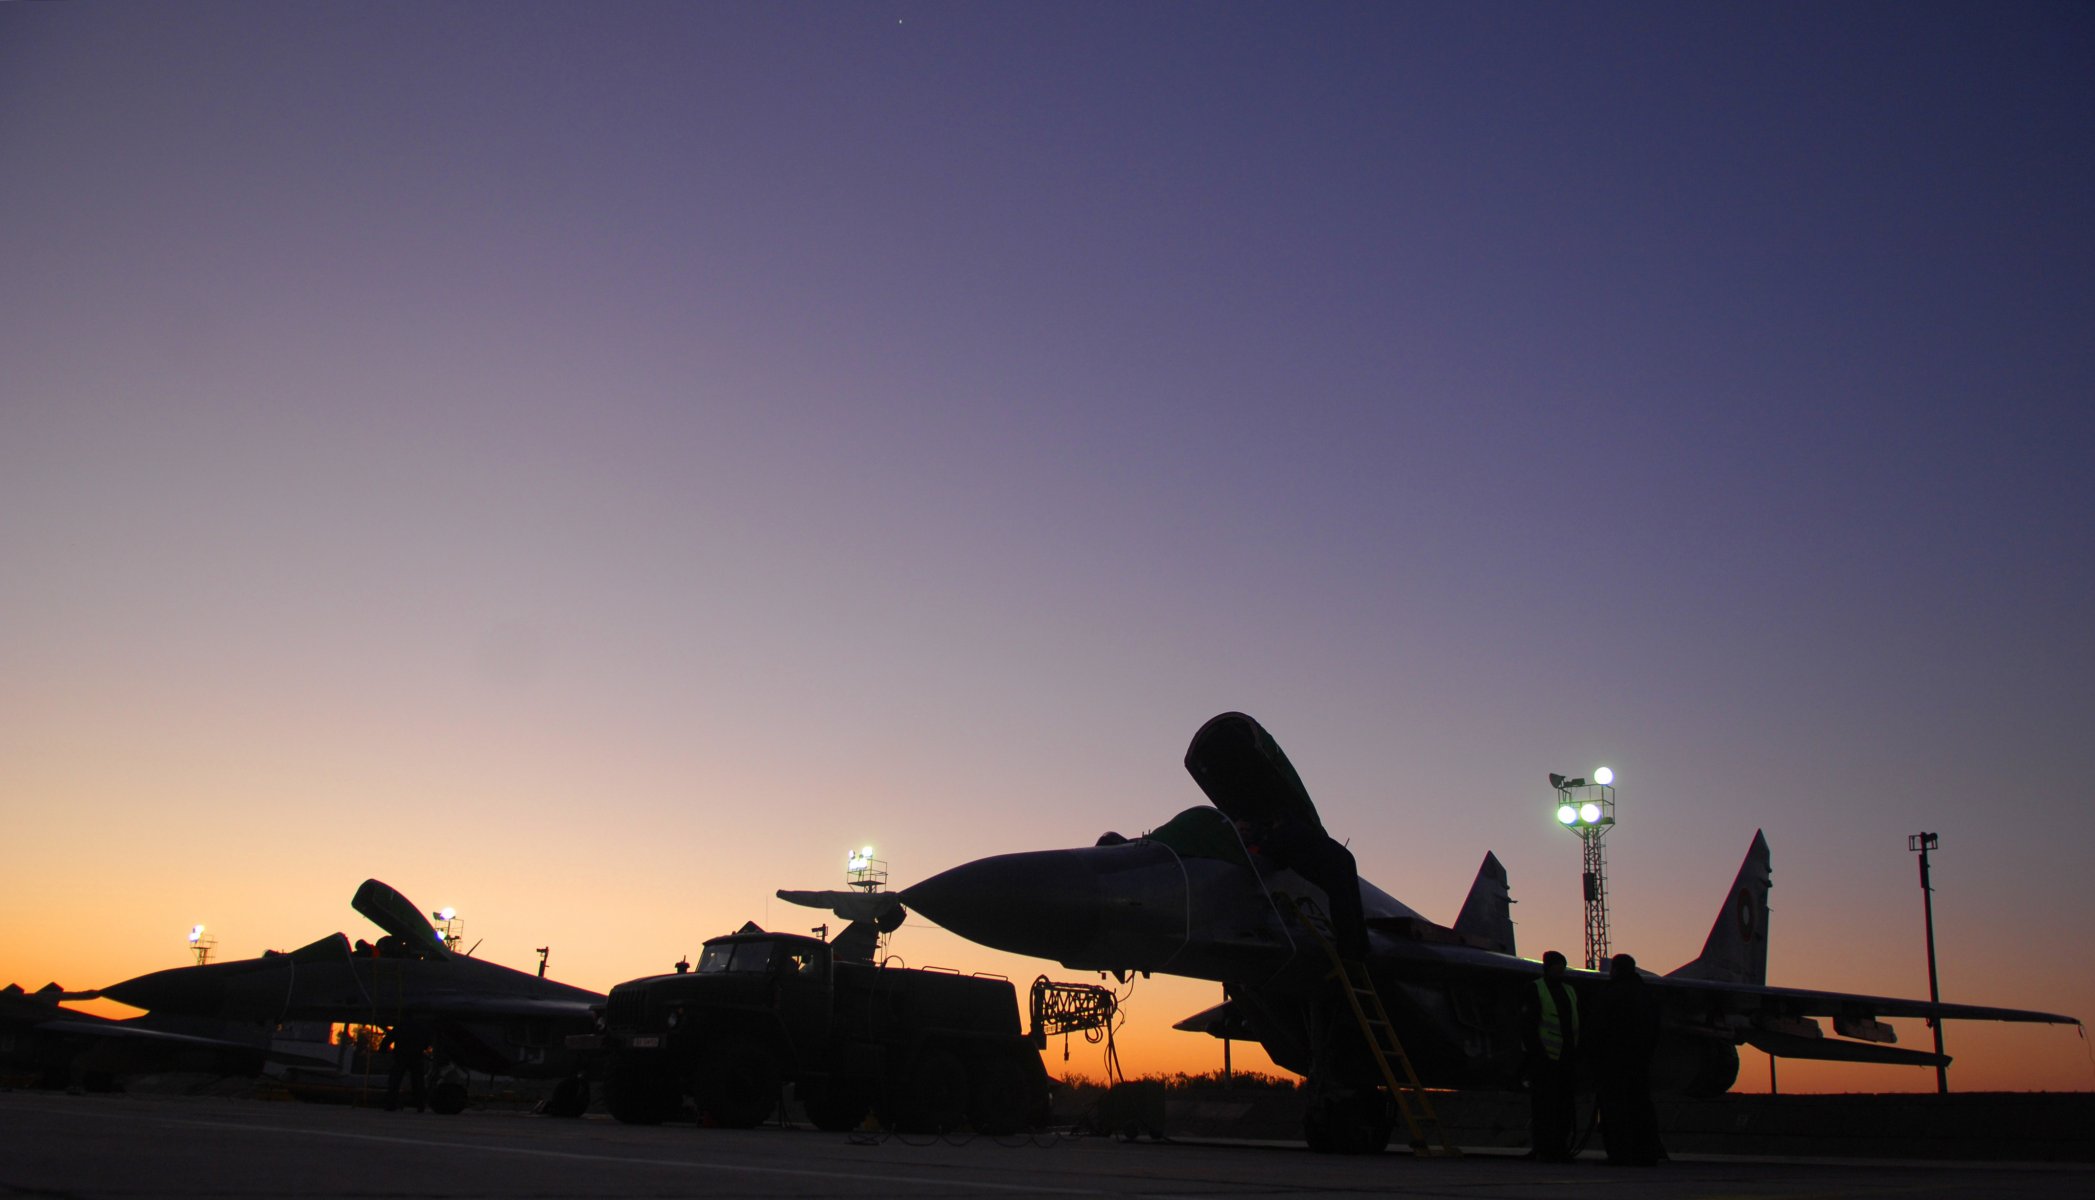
[3,1091,2088,1199]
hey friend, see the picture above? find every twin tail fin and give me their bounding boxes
[1667,830,1771,985]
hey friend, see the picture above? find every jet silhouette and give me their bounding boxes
[101,879,601,1112]
[902,712,2079,1152]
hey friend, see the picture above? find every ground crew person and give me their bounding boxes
[1596,953,1664,1165]
[381,1020,432,1112]
[1521,949,1580,1160]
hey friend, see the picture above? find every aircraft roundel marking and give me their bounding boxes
[1736,888,1758,942]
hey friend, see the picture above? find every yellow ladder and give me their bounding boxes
[1277,893,1461,1157]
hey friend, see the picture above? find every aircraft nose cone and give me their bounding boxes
[903,840,1189,972]
[904,849,1104,962]
[102,964,226,1013]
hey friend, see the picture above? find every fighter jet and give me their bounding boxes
[0,982,337,1090]
[902,712,2080,1152]
[101,879,602,1112]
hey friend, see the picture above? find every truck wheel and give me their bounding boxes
[800,1080,872,1132]
[606,1056,681,1125]
[696,1042,780,1129]
[966,1053,1034,1135]
[884,1049,969,1134]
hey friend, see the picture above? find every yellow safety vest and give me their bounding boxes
[1535,979,1579,1060]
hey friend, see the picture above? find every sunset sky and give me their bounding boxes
[3,3,2090,1094]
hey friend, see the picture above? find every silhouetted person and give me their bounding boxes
[1521,949,1580,1161]
[382,1020,432,1112]
[1595,954,1662,1165]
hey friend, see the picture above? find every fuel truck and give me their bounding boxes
[572,922,1051,1134]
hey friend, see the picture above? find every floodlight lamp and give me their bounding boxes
[1549,773,1567,790]
[1594,767,1614,786]
[189,924,205,943]
[1580,802,1603,824]
[1563,777,1587,789]
[1556,804,1578,825]
[436,907,456,922]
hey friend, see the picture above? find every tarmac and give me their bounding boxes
[4,1089,2092,1200]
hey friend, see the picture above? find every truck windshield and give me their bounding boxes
[696,940,779,974]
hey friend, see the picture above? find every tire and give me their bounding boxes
[966,1053,1035,1136]
[800,1079,873,1132]
[1303,1090,1392,1155]
[541,1075,590,1118]
[429,1079,468,1116]
[695,1042,781,1129]
[881,1048,969,1134]
[606,1055,682,1125]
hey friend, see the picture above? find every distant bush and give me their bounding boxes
[1052,1069,1299,1093]
[1158,1069,1298,1091]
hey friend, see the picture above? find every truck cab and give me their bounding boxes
[686,932,832,1051]
[587,925,1047,1133]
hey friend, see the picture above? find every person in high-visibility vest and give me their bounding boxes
[1521,949,1580,1160]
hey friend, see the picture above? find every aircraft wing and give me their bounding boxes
[391,993,599,1021]
[1654,974,2078,1026]
[33,1016,252,1045]
[1359,938,2076,1025]
[2,990,331,1079]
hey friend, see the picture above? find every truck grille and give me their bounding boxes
[604,988,649,1031]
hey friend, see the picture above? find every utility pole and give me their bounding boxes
[1908,832,1947,1094]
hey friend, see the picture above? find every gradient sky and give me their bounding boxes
[4,2,2090,1094]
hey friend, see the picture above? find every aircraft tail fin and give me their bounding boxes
[1451,852,1515,954]
[1668,830,1771,985]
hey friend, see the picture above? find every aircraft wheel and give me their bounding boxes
[605,1056,681,1125]
[1303,1091,1391,1155]
[429,1079,468,1115]
[966,1053,1034,1135]
[800,1079,872,1132]
[696,1042,780,1129]
[541,1075,590,1118]
[882,1048,969,1134]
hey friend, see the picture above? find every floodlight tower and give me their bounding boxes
[431,907,463,952]
[846,846,887,893]
[1551,768,1617,970]
[186,924,217,966]
[845,846,893,957]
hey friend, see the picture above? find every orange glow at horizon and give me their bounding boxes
[12,867,2086,1095]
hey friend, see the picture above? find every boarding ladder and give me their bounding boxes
[1276,893,1460,1157]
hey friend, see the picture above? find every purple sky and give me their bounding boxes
[4,3,2090,1089]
